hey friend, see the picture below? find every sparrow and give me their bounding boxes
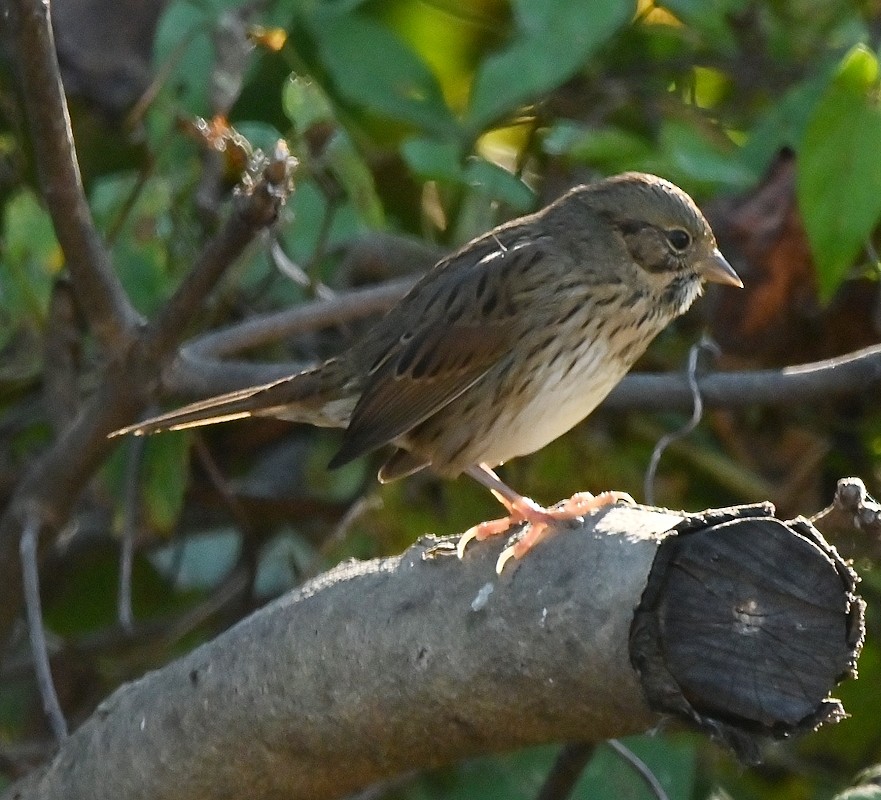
[113,172,741,572]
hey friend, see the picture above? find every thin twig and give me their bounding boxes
[106,151,161,246]
[644,338,719,504]
[19,514,68,742]
[607,739,671,800]
[630,416,774,500]
[2,564,252,684]
[0,148,296,656]
[162,277,415,396]
[191,434,264,603]
[535,742,596,800]
[157,563,251,646]
[125,25,204,130]
[183,277,413,359]
[145,144,297,359]
[119,435,148,631]
[301,494,385,579]
[269,236,336,301]
[192,435,256,540]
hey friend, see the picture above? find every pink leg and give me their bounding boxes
[458,465,634,573]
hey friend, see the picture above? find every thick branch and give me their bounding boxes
[10,0,140,348]
[1,503,859,800]
[4,507,671,800]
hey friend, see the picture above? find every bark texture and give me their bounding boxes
[2,504,861,800]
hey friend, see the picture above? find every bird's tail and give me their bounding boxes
[110,359,353,438]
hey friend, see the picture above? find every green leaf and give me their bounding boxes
[234,121,284,155]
[739,69,831,173]
[401,137,466,182]
[543,122,653,171]
[465,0,633,133]
[255,530,317,597]
[401,139,534,210]
[278,178,362,278]
[659,0,749,52]
[323,131,386,228]
[89,172,176,315]
[651,119,756,189]
[797,45,881,300]
[463,158,535,211]
[153,1,213,116]
[0,188,60,334]
[141,432,192,533]
[150,528,240,590]
[308,10,458,137]
[282,75,335,132]
[549,118,754,195]
[152,0,249,116]
[42,548,185,634]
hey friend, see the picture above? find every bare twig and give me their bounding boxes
[182,276,413,359]
[145,144,296,359]
[119,435,147,631]
[607,739,670,800]
[812,477,881,539]
[0,149,296,656]
[2,563,252,684]
[191,435,259,599]
[269,236,335,300]
[644,338,719,504]
[535,742,596,800]
[163,277,415,396]
[19,515,68,742]
[191,435,257,543]
[9,0,140,350]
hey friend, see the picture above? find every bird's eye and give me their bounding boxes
[666,229,691,251]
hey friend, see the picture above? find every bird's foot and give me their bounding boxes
[457,490,634,574]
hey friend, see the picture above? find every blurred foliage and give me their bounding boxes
[2,0,881,797]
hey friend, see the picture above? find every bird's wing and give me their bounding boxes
[328,321,510,468]
[329,236,549,468]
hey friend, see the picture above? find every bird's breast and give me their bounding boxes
[471,291,674,468]
[481,337,628,465]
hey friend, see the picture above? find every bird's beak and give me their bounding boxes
[699,248,743,287]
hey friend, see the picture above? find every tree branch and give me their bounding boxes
[159,273,881,408]
[144,146,295,360]
[606,343,881,411]
[163,277,416,396]
[1,502,861,800]
[0,154,295,657]
[9,0,141,350]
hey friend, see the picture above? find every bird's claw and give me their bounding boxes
[457,517,516,560]
[459,489,634,573]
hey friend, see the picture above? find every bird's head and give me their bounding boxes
[584,172,742,313]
